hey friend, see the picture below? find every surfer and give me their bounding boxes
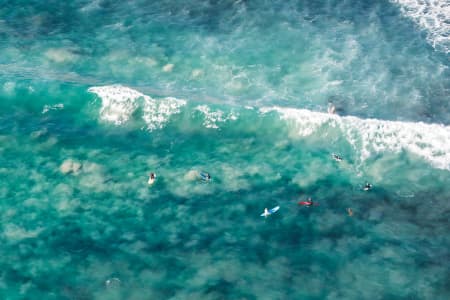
[363,182,372,191]
[298,197,314,207]
[261,206,279,217]
[200,172,211,181]
[327,102,336,114]
[347,208,353,216]
[332,153,343,162]
[148,172,156,185]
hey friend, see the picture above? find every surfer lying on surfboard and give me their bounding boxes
[363,182,372,191]
[332,153,343,162]
[148,172,156,185]
[298,197,317,207]
[261,206,279,217]
[347,208,353,216]
[199,172,211,182]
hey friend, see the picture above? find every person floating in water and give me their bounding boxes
[347,208,353,216]
[200,172,211,182]
[332,153,343,162]
[148,172,156,185]
[327,102,336,114]
[363,182,372,191]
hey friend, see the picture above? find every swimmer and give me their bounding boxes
[332,153,343,162]
[105,277,121,288]
[363,182,372,191]
[200,172,211,182]
[148,172,156,185]
[347,208,353,216]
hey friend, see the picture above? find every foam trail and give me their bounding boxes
[88,85,186,130]
[195,105,239,129]
[42,103,64,114]
[262,107,450,171]
[142,96,186,131]
[391,0,450,53]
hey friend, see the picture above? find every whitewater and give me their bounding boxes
[0,1,449,299]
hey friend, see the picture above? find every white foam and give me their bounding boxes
[262,106,450,171]
[142,96,186,131]
[45,48,78,63]
[391,0,450,53]
[88,85,143,124]
[195,105,238,129]
[88,85,186,129]
[42,103,64,114]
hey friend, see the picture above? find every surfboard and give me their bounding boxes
[148,173,156,185]
[298,201,318,206]
[260,206,280,217]
[363,184,372,191]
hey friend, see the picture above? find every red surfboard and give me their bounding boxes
[298,201,318,206]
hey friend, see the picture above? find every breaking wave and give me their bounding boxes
[263,106,450,171]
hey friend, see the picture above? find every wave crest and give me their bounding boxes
[88,85,186,130]
[195,105,238,129]
[263,107,450,171]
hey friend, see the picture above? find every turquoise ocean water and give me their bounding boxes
[1,0,449,299]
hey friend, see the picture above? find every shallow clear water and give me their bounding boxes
[1,1,449,299]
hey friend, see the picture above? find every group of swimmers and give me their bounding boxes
[147,151,372,218]
[265,153,373,217]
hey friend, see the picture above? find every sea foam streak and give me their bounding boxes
[390,0,450,53]
[88,85,186,130]
[262,107,450,171]
[195,105,238,129]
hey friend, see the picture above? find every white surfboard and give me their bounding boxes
[148,173,156,185]
[260,206,280,217]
